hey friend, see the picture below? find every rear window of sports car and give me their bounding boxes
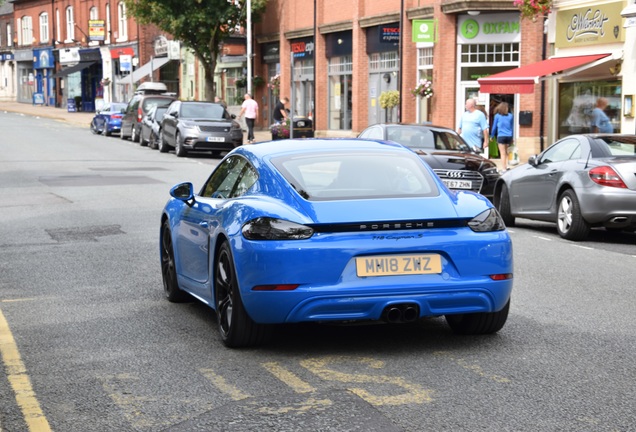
[271,151,439,201]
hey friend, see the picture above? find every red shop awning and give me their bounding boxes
[109,47,135,59]
[477,54,612,94]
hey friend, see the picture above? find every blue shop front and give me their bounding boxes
[33,47,55,106]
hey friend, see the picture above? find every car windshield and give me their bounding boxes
[386,126,470,152]
[180,103,225,120]
[142,98,173,112]
[272,151,438,201]
[110,103,127,112]
[154,107,168,121]
[596,136,636,156]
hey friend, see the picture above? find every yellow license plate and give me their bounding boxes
[355,254,442,277]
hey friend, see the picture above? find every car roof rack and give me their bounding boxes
[135,82,168,94]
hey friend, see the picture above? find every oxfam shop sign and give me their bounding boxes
[457,13,520,44]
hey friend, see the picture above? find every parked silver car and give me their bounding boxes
[159,101,243,157]
[494,134,636,240]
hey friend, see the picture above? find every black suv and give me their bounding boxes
[120,82,176,144]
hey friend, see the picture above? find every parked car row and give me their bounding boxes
[91,82,243,157]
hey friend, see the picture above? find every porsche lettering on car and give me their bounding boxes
[160,139,514,347]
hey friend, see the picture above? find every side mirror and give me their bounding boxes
[471,145,482,154]
[231,114,236,119]
[528,155,538,166]
[170,182,194,202]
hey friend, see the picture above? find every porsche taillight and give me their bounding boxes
[111,114,122,119]
[589,166,627,188]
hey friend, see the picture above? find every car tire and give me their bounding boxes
[158,131,169,153]
[90,121,99,135]
[556,189,590,241]
[497,184,515,227]
[120,125,128,140]
[160,220,191,303]
[175,132,187,157]
[104,129,111,137]
[131,125,140,143]
[215,241,270,348]
[148,132,157,150]
[445,299,510,335]
[140,132,148,147]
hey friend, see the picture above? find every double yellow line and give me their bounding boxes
[0,307,52,431]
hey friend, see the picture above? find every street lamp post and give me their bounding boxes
[247,0,252,95]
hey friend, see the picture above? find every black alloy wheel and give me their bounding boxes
[215,242,270,348]
[160,220,190,303]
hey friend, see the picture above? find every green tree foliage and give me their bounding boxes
[124,0,267,101]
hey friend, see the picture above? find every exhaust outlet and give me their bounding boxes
[382,304,420,323]
[610,216,628,223]
[385,307,402,323]
[403,306,419,322]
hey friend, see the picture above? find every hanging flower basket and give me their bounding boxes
[268,74,280,96]
[410,79,433,99]
[513,0,552,21]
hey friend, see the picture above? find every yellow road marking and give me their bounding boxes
[0,308,52,432]
[262,362,315,394]
[301,356,433,406]
[434,351,510,383]
[200,368,251,400]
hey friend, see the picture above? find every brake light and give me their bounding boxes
[489,274,513,281]
[111,114,122,119]
[137,107,143,122]
[589,166,627,188]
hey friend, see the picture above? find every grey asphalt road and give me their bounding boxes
[1,111,635,432]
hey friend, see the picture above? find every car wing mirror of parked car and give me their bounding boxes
[471,145,482,154]
[170,182,195,204]
[528,155,539,166]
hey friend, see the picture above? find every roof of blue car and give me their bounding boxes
[240,138,405,158]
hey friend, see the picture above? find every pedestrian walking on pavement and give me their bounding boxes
[239,93,259,143]
[490,101,514,171]
[457,98,489,156]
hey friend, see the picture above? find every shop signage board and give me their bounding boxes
[456,13,520,44]
[89,20,105,42]
[59,48,80,64]
[555,1,625,48]
[412,20,437,43]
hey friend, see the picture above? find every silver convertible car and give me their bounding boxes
[493,134,636,240]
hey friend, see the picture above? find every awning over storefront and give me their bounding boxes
[53,61,96,78]
[477,54,612,94]
[131,57,170,83]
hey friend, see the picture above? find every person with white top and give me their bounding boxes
[239,93,259,143]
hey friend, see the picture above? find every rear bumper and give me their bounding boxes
[578,186,636,226]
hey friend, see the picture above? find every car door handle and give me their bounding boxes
[199,221,209,229]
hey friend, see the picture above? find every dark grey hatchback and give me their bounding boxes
[159,101,243,157]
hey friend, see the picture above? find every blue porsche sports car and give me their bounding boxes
[160,139,513,347]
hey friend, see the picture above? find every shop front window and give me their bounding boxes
[559,81,621,138]
[328,55,352,130]
[292,58,314,118]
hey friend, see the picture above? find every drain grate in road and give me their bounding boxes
[46,224,125,242]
